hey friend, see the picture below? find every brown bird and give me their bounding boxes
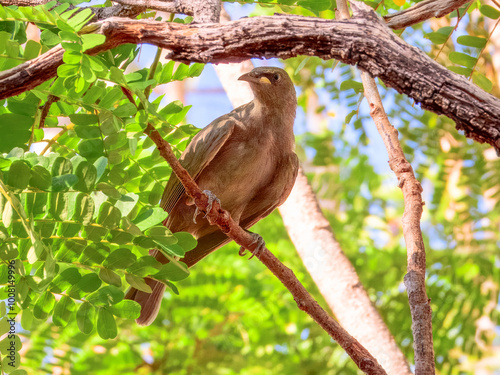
[126,66,299,325]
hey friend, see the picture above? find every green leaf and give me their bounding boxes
[456,35,487,48]
[133,207,168,231]
[448,65,472,76]
[145,225,177,246]
[41,29,61,46]
[73,161,97,193]
[98,268,122,287]
[62,41,82,53]
[76,301,94,334]
[50,267,81,293]
[480,4,500,19]
[66,8,92,31]
[107,300,141,319]
[8,160,31,190]
[63,50,82,65]
[125,273,152,293]
[87,285,124,306]
[68,273,102,299]
[99,86,123,109]
[51,157,73,176]
[33,291,55,319]
[96,201,121,229]
[449,52,477,68]
[115,193,138,217]
[172,63,189,81]
[94,156,108,181]
[0,243,18,261]
[153,262,189,282]
[57,63,79,77]
[78,139,104,159]
[53,295,76,327]
[51,174,79,191]
[424,26,454,44]
[103,248,137,269]
[29,165,51,190]
[159,60,175,83]
[78,243,108,265]
[0,114,31,153]
[188,63,204,77]
[97,308,117,339]
[297,0,331,12]
[24,40,41,60]
[0,334,22,355]
[113,103,137,117]
[73,193,94,225]
[472,72,493,92]
[126,255,162,277]
[161,100,183,115]
[340,80,364,93]
[69,113,98,125]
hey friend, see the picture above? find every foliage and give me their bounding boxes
[0,0,498,374]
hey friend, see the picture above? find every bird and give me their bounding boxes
[126,66,299,325]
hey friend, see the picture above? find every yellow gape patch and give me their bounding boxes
[259,76,272,85]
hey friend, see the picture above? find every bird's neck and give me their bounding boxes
[252,97,296,129]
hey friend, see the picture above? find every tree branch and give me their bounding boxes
[384,0,472,29]
[362,74,435,374]
[143,123,387,375]
[1,7,499,151]
[337,2,435,372]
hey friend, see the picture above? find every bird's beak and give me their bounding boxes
[238,72,272,85]
[238,72,257,83]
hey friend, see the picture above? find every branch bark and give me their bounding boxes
[1,5,499,151]
[337,2,435,372]
[384,0,472,29]
[362,74,435,374]
[144,123,387,375]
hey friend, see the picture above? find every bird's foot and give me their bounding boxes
[193,190,220,224]
[239,232,266,260]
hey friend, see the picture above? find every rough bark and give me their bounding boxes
[362,74,435,374]
[1,7,499,151]
[384,0,472,29]
[337,2,435,372]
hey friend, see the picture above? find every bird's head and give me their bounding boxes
[238,67,296,109]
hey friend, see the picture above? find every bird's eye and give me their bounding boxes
[273,73,280,82]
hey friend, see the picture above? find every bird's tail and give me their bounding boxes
[125,277,166,326]
[126,231,231,326]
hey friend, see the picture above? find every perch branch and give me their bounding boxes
[143,123,387,375]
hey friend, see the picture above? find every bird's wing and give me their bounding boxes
[240,152,299,227]
[182,153,299,268]
[160,114,238,213]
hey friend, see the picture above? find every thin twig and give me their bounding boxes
[340,1,435,373]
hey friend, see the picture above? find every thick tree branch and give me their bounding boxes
[1,8,499,151]
[384,0,472,29]
[143,123,386,375]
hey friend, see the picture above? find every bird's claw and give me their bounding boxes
[239,233,266,260]
[193,190,220,224]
